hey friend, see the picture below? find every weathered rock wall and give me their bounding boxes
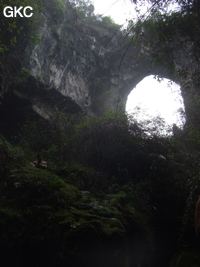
[1,0,199,123]
[8,0,169,118]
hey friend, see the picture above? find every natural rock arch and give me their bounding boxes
[12,15,171,117]
[0,0,197,125]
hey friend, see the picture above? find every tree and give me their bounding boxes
[73,0,95,18]
[125,0,200,110]
[0,0,44,59]
[130,0,200,17]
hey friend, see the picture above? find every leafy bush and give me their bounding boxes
[74,0,95,19]
[0,135,25,179]
[44,0,66,22]
[95,15,120,31]
[0,0,43,58]
[73,0,120,31]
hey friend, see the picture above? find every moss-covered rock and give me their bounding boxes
[0,165,154,267]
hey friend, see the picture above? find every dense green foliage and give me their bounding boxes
[1,108,200,266]
[0,0,43,58]
[128,0,200,77]
[0,135,25,178]
[0,0,67,59]
[126,1,200,265]
[0,131,155,266]
[72,0,120,30]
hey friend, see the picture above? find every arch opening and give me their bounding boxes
[125,75,186,137]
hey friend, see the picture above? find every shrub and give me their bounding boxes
[0,135,25,180]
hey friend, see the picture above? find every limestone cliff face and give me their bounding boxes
[9,0,168,118]
[0,0,199,123]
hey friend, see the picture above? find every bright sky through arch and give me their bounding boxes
[92,1,185,134]
[125,76,186,133]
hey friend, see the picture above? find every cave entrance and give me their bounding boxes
[125,75,186,136]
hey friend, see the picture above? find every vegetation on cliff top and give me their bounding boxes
[0,0,119,59]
